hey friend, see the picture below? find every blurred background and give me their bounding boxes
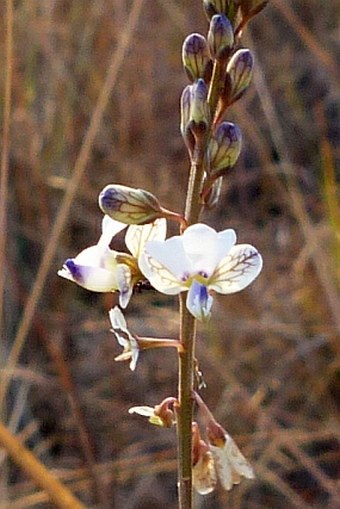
[0,0,339,507]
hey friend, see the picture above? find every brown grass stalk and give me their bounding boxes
[0,420,86,509]
[0,0,145,409]
[0,0,13,347]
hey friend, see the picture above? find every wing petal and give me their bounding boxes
[139,251,186,294]
[125,218,167,258]
[209,244,262,294]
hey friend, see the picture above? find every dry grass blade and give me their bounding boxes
[0,0,13,345]
[273,0,340,81]
[0,421,86,509]
[0,0,145,409]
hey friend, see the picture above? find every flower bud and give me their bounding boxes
[208,14,234,60]
[204,0,240,23]
[180,85,195,155]
[188,79,210,138]
[203,0,228,19]
[209,121,242,173]
[182,33,212,82]
[99,185,163,225]
[225,48,254,105]
[203,176,223,209]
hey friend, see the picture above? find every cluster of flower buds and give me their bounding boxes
[179,0,267,208]
[204,0,269,28]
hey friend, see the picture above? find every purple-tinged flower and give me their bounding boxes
[58,216,167,308]
[139,223,262,320]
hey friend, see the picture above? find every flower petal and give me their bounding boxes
[128,406,165,426]
[116,264,133,308]
[209,244,263,293]
[129,345,139,371]
[98,215,127,247]
[71,245,105,266]
[109,306,128,333]
[182,224,236,276]
[193,451,217,495]
[144,236,192,279]
[109,307,139,370]
[139,246,187,295]
[186,281,213,321]
[182,224,218,272]
[125,218,167,258]
[128,406,156,417]
[58,260,118,292]
[209,434,255,491]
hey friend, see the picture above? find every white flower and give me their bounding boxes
[193,449,217,495]
[207,431,255,491]
[58,216,167,308]
[58,216,126,293]
[128,406,165,426]
[128,396,177,427]
[192,422,217,495]
[139,223,262,320]
[109,306,139,371]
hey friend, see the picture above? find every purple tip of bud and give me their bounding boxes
[194,78,208,99]
[210,13,232,35]
[236,49,254,69]
[65,259,84,282]
[99,187,119,212]
[216,121,242,143]
[183,33,208,56]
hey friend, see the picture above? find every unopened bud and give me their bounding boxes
[209,121,242,173]
[180,85,195,155]
[99,185,163,225]
[203,0,239,23]
[208,14,234,60]
[188,79,210,138]
[182,33,212,82]
[204,176,224,208]
[203,0,228,19]
[225,48,254,105]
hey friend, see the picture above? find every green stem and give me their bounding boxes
[177,138,206,509]
[207,59,226,122]
[177,296,196,509]
[177,56,227,509]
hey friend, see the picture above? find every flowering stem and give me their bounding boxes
[177,128,207,509]
[207,59,225,120]
[178,294,196,509]
[177,51,228,508]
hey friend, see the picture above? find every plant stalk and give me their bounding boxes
[176,55,228,508]
[177,139,206,509]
